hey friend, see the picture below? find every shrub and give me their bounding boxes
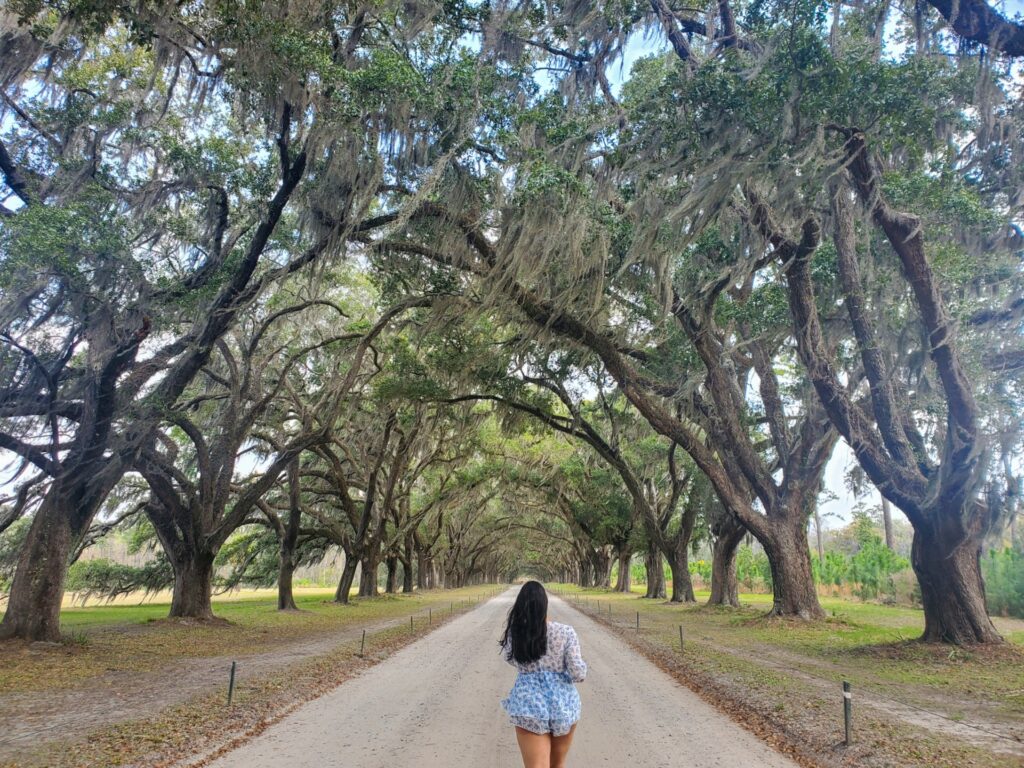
[736,545,772,592]
[811,550,851,589]
[982,547,1024,618]
[688,558,712,585]
[849,534,909,601]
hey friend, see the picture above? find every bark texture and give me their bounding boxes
[709,515,744,607]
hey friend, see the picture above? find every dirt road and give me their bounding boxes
[206,589,797,768]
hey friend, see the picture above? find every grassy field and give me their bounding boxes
[0,584,502,768]
[1,586,496,694]
[552,585,1024,768]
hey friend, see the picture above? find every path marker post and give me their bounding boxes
[843,681,853,745]
[679,625,684,652]
[359,629,366,657]
[227,660,237,706]
[410,615,414,633]
[636,612,640,631]
[429,608,432,625]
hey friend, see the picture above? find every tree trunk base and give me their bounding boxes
[708,516,744,608]
[913,527,1002,645]
[168,554,217,621]
[764,527,825,621]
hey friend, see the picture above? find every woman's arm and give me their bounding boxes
[563,627,587,682]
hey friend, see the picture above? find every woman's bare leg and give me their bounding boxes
[550,724,577,768]
[514,726,552,768]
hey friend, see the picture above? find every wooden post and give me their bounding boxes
[679,625,684,652]
[227,661,237,706]
[843,681,853,745]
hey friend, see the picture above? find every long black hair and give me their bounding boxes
[499,580,548,663]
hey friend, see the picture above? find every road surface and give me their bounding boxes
[207,589,798,767]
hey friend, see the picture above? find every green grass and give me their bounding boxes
[0,586,499,694]
[0,585,503,768]
[550,584,1024,768]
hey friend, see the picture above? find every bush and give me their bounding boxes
[982,548,1024,618]
[849,535,909,601]
[688,558,712,585]
[811,550,850,590]
[736,545,772,592]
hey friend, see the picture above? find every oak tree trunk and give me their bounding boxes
[644,545,666,599]
[591,549,612,588]
[913,522,1002,644]
[416,551,429,589]
[385,556,399,594]
[667,550,695,603]
[402,535,415,593]
[402,561,414,593]
[335,556,358,604]
[278,472,301,611]
[359,553,379,597]
[709,518,744,607]
[578,557,594,588]
[614,551,632,592]
[278,556,298,611]
[762,524,824,619]
[0,492,79,642]
[0,468,116,642]
[169,551,216,619]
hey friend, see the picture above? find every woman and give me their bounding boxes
[499,581,587,768]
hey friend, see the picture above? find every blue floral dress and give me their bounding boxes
[501,621,587,736]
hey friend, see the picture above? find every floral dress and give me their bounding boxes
[500,621,587,736]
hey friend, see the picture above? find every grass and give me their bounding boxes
[0,586,496,695]
[551,584,1024,768]
[0,584,502,768]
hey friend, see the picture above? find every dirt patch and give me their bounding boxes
[848,639,1024,664]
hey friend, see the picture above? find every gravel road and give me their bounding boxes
[207,589,798,768]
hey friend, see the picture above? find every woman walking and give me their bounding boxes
[499,581,587,768]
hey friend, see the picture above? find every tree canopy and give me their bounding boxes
[1,0,1022,645]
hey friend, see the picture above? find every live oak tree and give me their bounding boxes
[619,3,1024,641]
[385,0,1018,635]
[372,182,839,618]
[133,279,380,619]
[3,0,1020,644]
[0,0,495,640]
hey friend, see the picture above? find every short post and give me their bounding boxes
[410,615,414,632]
[843,681,853,745]
[679,625,685,652]
[227,660,237,706]
[450,601,454,614]
[359,629,366,657]
[429,608,432,625]
[636,611,640,631]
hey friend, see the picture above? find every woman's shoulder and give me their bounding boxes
[549,621,577,635]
